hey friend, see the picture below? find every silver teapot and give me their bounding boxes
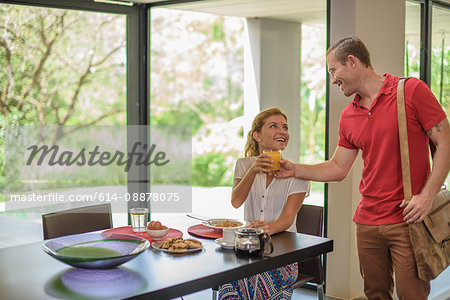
[234,228,274,257]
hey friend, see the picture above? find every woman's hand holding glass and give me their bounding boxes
[251,153,275,174]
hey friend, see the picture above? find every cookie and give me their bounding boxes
[169,246,187,253]
[160,240,172,249]
[157,237,201,253]
[172,242,188,249]
[185,238,200,243]
[184,240,202,249]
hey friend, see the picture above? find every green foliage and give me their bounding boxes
[405,42,449,115]
[192,153,232,187]
[0,6,126,127]
[238,126,244,138]
[212,22,225,41]
[203,77,214,90]
[430,46,449,113]
[299,81,326,164]
[151,160,192,184]
[150,104,204,135]
[149,10,245,188]
[0,5,127,199]
[198,98,244,122]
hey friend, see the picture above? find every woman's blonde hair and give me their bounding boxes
[244,107,288,157]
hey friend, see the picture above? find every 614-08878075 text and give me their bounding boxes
[99,192,180,202]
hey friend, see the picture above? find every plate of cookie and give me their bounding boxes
[151,237,203,254]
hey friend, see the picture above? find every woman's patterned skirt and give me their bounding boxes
[218,262,298,300]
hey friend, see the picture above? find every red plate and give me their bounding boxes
[104,226,182,244]
[187,224,222,239]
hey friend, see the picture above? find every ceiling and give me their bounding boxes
[125,0,449,43]
[137,0,326,25]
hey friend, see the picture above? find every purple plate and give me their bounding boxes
[43,232,149,269]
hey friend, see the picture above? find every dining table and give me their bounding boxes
[0,214,333,300]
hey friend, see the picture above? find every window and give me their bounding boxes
[300,24,326,207]
[430,5,449,115]
[150,8,245,218]
[405,0,449,186]
[0,4,127,218]
[431,4,450,187]
[405,1,421,78]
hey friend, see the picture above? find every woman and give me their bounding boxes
[219,107,310,300]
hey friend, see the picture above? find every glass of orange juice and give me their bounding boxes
[263,149,281,172]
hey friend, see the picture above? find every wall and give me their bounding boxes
[326,0,405,298]
[244,18,301,161]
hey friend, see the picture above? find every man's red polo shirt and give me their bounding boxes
[338,73,447,225]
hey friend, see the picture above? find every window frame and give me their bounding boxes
[408,0,450,84]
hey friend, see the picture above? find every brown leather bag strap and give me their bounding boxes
[397,78,413,203]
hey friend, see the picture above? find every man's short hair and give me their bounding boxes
[327,36,372,68]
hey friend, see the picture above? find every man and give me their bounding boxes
[273,36,450,299]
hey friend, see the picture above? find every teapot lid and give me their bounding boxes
[235,228,263,236]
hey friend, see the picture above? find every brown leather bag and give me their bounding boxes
[397,78,450,281]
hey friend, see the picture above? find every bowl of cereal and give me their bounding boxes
[202,218,247,232]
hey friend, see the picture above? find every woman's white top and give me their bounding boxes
[234,156,310,232]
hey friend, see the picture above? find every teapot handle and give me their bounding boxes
[260,233,274,255]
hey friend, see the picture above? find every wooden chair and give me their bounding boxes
[293,204,325,300]
[42,203,113,240]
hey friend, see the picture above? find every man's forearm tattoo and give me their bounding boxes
[426,122,442,136]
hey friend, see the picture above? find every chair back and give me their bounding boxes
[42,203,112,240]
[295,204,324,285]
[296,204,323,236]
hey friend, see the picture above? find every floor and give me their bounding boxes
[0,213,42,248]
